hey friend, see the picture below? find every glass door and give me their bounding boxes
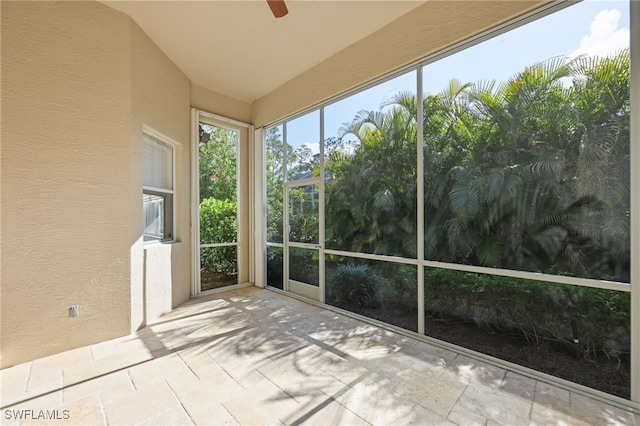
[197,121,240,292]
[285,180,321,301]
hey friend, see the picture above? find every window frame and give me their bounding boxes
[143,130,176,244]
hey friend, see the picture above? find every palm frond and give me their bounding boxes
[373,189,395,211]
[382,90,417,115]
[449,182,481,217]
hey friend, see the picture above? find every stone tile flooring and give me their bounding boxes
[1,287,638,425]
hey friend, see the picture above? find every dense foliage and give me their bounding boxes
[267,50,631,284]
[199,197,237,274]
[324,51,630,282]
[266,51,631,395]
[330,263,383,309]
[424,268,630,360]
[266,127,285,243]
[199,125,238,279]
[199,125,237,203]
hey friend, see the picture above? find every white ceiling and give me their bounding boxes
[102,0,426,103]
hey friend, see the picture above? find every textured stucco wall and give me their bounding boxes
[0,0,192,368]
[251,0,550,127]
[191,85,252,124]
[130,23,192,329]
[1,1,132,367]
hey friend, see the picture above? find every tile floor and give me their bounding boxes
[1,287,638,426]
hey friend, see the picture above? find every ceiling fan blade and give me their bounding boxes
[267,0,288,18]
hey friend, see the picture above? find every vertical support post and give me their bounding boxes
[417,68,425,335]
[630,0,640,404]
[190,108,200,296]
[319,108,326,303]
[283,123,289,292]
[253,126,266,288]
[249,125,255,284]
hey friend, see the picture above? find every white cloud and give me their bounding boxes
[305,142,320,155]
[570,9,629,58]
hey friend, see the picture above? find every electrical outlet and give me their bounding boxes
[69,305,79,318]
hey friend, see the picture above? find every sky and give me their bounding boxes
[282,0,630,158]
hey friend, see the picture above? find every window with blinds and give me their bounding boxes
[143,132,175,243]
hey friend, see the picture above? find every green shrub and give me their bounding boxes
[379,265,417,312]
[200,246,236,276]
[199,197,237,273]
[289,248,319,285]
[266,247,284,289]
[424,268,630,361]
[331,263,383,309]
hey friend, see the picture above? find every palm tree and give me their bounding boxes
[430,51,630,281]
[325,100,418,257]
[323,50,630,282]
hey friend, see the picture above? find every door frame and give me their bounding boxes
[191,109,252,296]
[284,178,323,301]
[263,109,326,302]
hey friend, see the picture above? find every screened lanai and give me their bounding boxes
[259,0,640,409]
[1,0,639,420]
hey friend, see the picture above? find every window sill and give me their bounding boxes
[143,239,179,248]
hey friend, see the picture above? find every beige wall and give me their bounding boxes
[251,0,549,127]
[0,1,192,368]
[191,85,252,124]
[130,22,192,330]
[1,1,132,368]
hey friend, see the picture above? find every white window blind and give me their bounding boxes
[143,133,173,190]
